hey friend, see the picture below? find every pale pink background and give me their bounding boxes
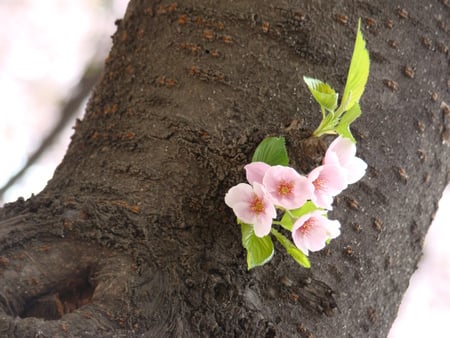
[0,2,449,336]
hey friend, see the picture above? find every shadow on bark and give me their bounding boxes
[0,212,135,337]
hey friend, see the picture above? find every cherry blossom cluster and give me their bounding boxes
[225,136,367,257]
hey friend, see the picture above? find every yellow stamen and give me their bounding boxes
[250,196,265,214]
[278,180,293,196]
[300,218,314,234]
[313,178,326,191]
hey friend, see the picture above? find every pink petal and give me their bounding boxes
[233,201,257,224]
[312,191,334,210]
[292,213,311,232]
[253,182,277,219]
[308,165,347,209]
[324,136,367,185]
[225,182,276,235]
[292,211,340,254]
[224,183,253,209]
[252,181,268,200]
[305,224,328,251]
[325,136,356,164]
[316,165,347,194]
[295,179,315,207]
[224,183,258,224]
[292,232,309,255]
[323,151,339,166]
[254,214,273,237]
[307,166,320,181]
[291,213,313,254]
[245,162,271,185]
[263,165,313,209]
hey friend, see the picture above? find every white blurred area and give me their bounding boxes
[0,1,449,337]
[389,184,450,337]
[0,0,128,203]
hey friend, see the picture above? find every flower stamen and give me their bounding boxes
[300,218,313,234]
[313,178,326,191]
[250,195,265,214]
[277,181,293,196]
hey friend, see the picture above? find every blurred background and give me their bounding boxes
[0,1,449,336]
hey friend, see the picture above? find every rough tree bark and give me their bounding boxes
[0,0,449,337]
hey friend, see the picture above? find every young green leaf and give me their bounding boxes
[252,137,289,166]
[312,110,338,137]
[335,102,362,142]
[241,222,274,270]
[279,202,322,231]
[303,77,338,112]
[339,18,370,114]
[289,201,322,218]
[279,212,294,231]
[286,245,311,268]
[271,228,310,268]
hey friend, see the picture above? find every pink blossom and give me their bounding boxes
[324,136,367,184]
[292,211,341,255]
[263,165,313,210]
[225,182,276,237]
[245,162,270,185]
[308,164,347,210]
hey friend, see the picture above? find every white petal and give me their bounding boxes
[225,183,253,208]
[345,157,367,184]
[233,202,256,224]
[326,219,341,239]
[254,215,272,237]
[328,136,356,164]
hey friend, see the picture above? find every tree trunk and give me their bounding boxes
[1,0,449,337]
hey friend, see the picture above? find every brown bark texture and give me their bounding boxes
[0,0,449,337]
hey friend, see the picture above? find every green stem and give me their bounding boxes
[270,228,311,268]
[285,210,295,219]
[312,126,338,138]
[270,228,289,246]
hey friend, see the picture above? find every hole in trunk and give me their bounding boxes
[20,269,96,320]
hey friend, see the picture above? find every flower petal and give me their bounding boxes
[254,214,273,237]
[324,136,367,185]
[291,211,341,255]
[305,224,328,251]
[312,191,334,210]
[325,136,356,164]
[233,201,257,224]
[224,183,253,209]
[263,165,313,209]
[308,165,347,209]
[316,165,347,194]
[225,182,276,236]
[245,162,271,185]
[325,219,341,239]
[345,156,368,184]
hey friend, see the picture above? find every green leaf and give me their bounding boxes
[336,102,362,142]
[303,77,338,112]
[279,202,322,231]
[280,213,294,231]
[286,246,311,268]
[289,201,322,218]
[252,137,289,166]
[271,228,310,268]
[339,18,370,114]
[312,110,338,137]
[241,222,274,270]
